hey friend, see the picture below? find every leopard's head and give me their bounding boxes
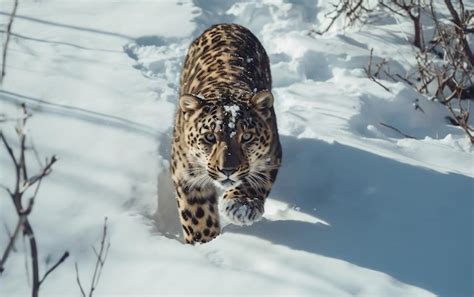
[179,90,278,190]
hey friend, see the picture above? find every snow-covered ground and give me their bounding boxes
[0,0,472,296]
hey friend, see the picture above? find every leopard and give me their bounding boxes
[171,23,282,244]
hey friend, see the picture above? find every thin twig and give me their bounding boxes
[0,216,25,273]
[364,67,392,92]
[38,251,70,286]
[364,48,393,92]
[75,263,87,297]
[380,122,418,139]
[0,131,18,167]
[75,218,110,297]
[1,0,19,84]
[395,74,414,86]
[2,222,16,253]
[311,0,372,35]
[89,218,109,297]
[26,156,57,191]
[30,139,44,168]
[446,97,474,143]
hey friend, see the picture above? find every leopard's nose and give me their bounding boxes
[221,167,237,177]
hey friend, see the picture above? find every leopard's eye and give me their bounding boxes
[241,132,253,143]
[203,132,216,144]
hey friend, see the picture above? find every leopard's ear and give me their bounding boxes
[179,94,202,112]
[251,90,274,109]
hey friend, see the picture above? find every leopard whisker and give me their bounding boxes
[245,174,259,191]
[247,170,271,189]
[187,172,213,189]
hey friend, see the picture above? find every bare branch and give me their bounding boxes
[395,74,415,86]
[75,218,110,297]
[0,216,25,273]
[380,122,418,139]
[0,104,67,296]
[89,217,109,297]
[2,222,16,252]
[444,0,474,65]
[0,184,13,196]
[75,263,87,297]
[378,1,405,17]
[364,66,392,92]
[18,104,29,183]
[0,131,18,169]
[1,0,19,84]
[39,251,70,286]
[26,156,58,191]
[445,95,474,143]
[383,0,424,48]
[310,0,373,35]
[30,139,45,168]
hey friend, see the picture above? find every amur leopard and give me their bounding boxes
[171,23,282,244]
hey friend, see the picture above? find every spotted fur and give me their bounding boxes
[171,24,282,244]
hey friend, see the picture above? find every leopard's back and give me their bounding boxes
[180,23,271,102]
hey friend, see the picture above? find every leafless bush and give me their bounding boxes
[0,104,69,297]
[415,1,473,142]
[417,1,473,96]
[317,0,473,142]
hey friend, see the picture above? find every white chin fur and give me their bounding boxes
[213,179,241,191]
[218,197,263,226]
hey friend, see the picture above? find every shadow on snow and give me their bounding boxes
[228,135,472,297]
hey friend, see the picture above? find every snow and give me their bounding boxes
[0,0,472,296]
[224,104,240,135]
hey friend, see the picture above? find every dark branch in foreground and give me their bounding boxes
[0,104,68,297]
[38,251,70,286]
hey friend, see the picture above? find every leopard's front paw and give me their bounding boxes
[219,197,264,226]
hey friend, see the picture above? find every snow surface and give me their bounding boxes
[0,0,472,296]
